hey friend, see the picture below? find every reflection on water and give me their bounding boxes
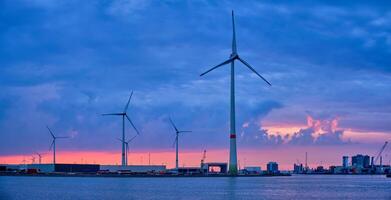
[227,177,237,200]
[0,175,390,200]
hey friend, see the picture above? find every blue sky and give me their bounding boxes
[1,0,390,156]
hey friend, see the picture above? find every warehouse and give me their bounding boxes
[27,164,54,173]
[100,165,166,173]
[26,164,99,173]
[54,164,99,173]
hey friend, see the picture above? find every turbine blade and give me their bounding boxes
[232,10,237,54]
[169,117,179,133]
[127,135,137,143]
[56,136,69,139]
[46,126,55,138]
[116,138,124,143]
[49,140,54,151]
[102,113,123,116]
[126,114,140,135]
[179,131,192,133]
[172,138,177,148]
[237,57,272,86]
[124,91,133,113]
[200,58,234,76]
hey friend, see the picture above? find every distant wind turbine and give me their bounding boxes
[102,91,140,166]
[117,135,137,166]
[35,152,43,164]
[200,10,271,175]
[47,126,69,165]
[169,117,191,171]
[31,156,36,164]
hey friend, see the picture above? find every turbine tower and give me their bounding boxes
[200,11,271,175]
[47,126,69,165]
[169,117,191,171]
[117,135,137,165]
[102,91,140,166]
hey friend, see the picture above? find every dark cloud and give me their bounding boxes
[289,128,315,145]
[0,0,390,155]
[239,120,285,146]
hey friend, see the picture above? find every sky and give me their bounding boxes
[0,0,390,169]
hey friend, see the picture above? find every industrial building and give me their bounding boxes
[342,156,349,168]
[1,164,165,174]
[330,166,347,174]
[352,154,370,168]
[293,163,304,174]
[267,162,279,173]
[294,151,390,175]
[100,165,166,173]
[177,167,202,174]
[26,164,99,173]
[27,164,54,173]
[0,164,21,172]
[243,167,262,174]
[200,162,228,174]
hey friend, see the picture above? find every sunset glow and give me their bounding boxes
[0,0,390,173]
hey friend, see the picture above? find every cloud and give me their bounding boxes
[240,119,285,146]
[289,115,349,145]
[240,115,350,147]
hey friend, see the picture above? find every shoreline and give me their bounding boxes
[0,172,291,178]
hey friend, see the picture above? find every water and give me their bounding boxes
[0,175,390,200]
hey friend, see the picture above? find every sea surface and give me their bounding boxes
[0,175,390,200]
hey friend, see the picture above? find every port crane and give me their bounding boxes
[374,141,388,166]
[201,150,206,166]
[200,150,207,173]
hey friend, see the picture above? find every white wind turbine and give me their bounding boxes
[200,10,271,175]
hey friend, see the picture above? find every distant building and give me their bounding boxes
[24,164,100,173]
[27,164,55,173]
[100,165,166,173]
[342,156,349,168]
[267,162,279,173]
[201,162,228,174]
[293,163,303,173]
[177,167,202,174]
[315,166,325,173]
[244,166,262,174]
[352,154,370,168]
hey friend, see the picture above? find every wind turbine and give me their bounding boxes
[47,126,69,165]
[35,152,43,164]
[169,117,191,171]
[200,11,271,175]
[102,91,140,166]
[117,135,137,165]
[31,156,36,164]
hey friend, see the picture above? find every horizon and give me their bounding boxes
[1,0,390,170]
